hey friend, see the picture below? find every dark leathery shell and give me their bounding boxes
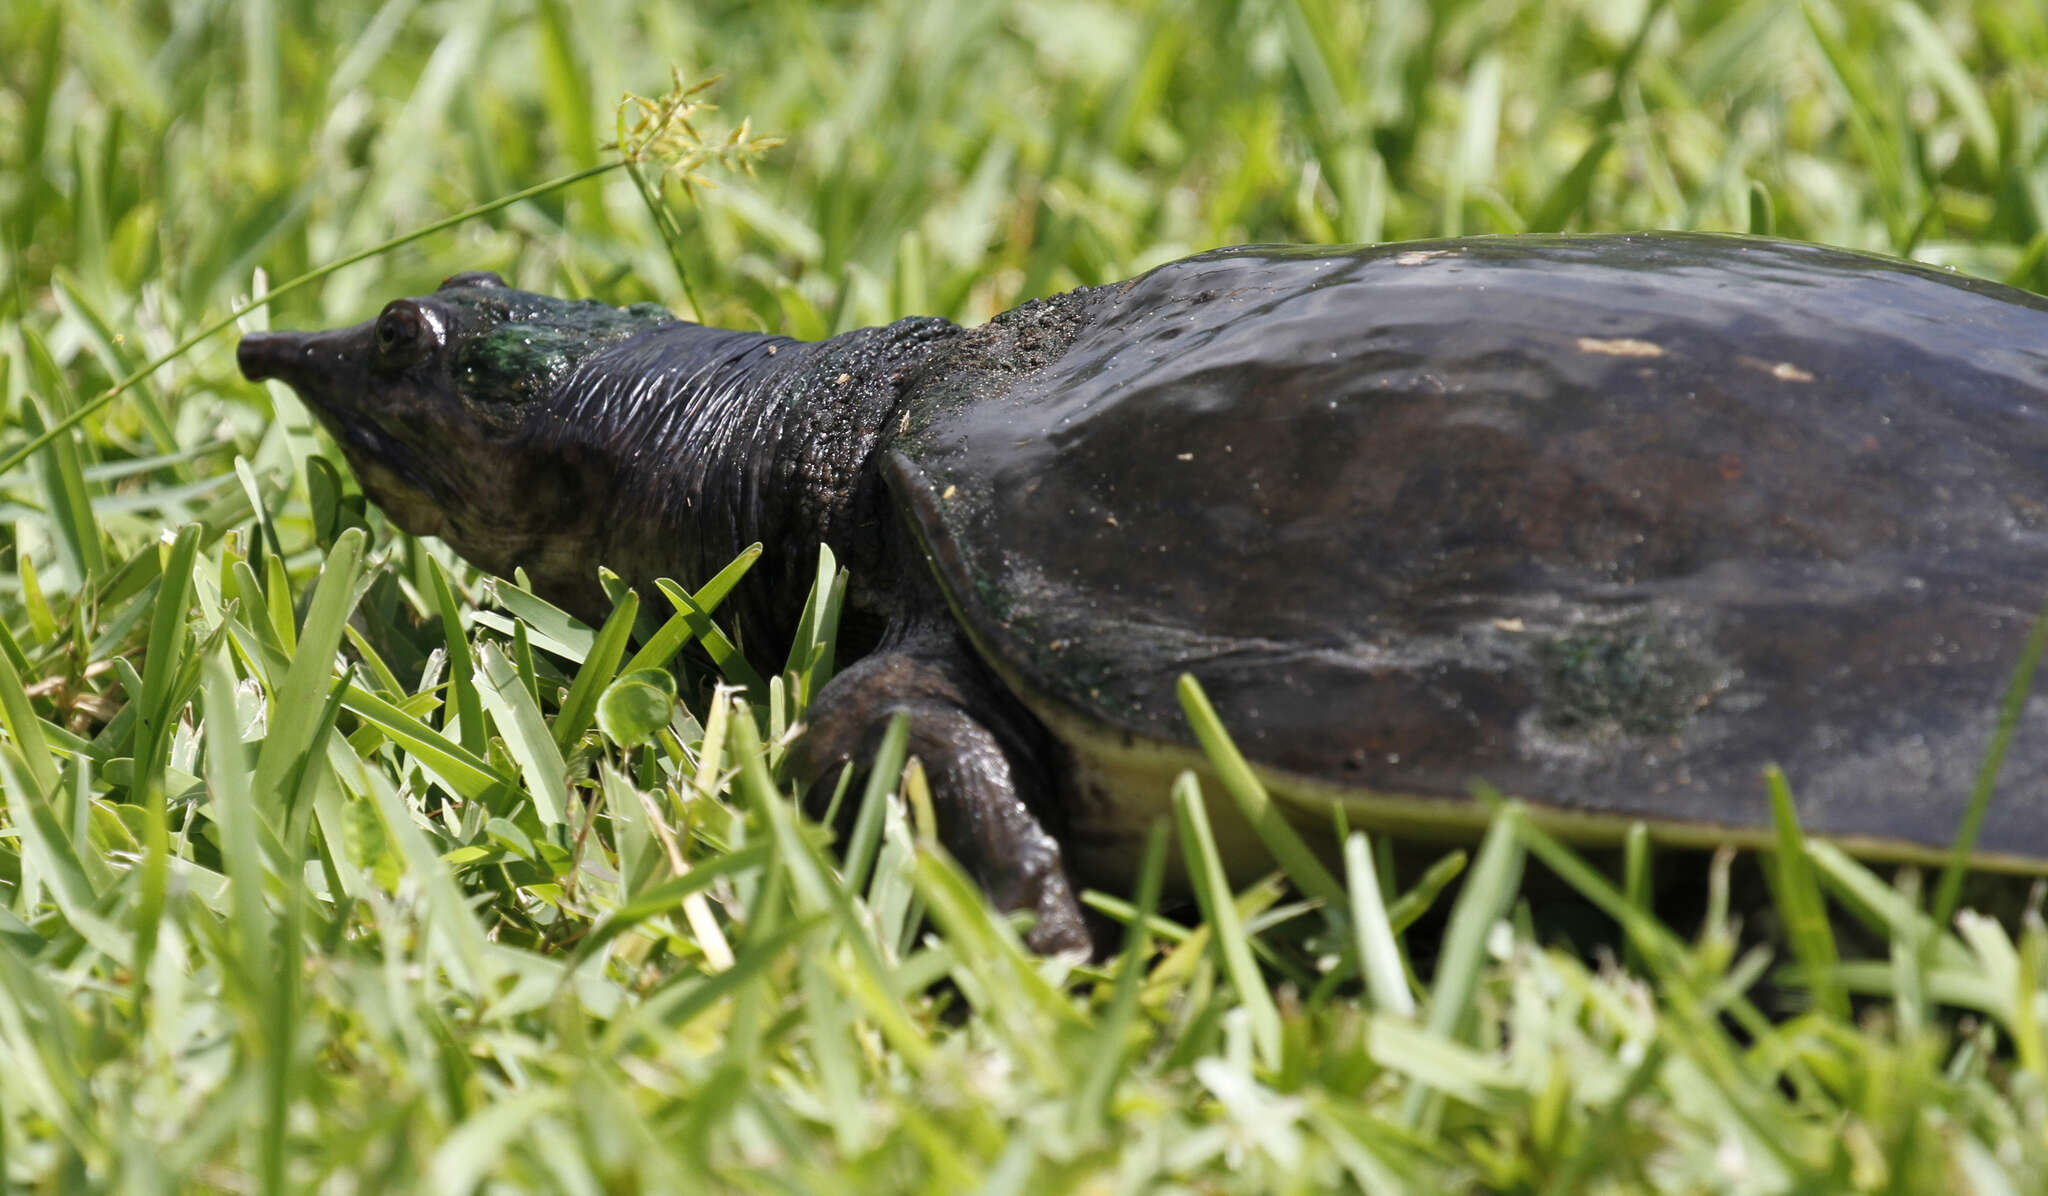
[889,233,2048,856]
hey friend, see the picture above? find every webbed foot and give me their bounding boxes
[790,636,1093,955]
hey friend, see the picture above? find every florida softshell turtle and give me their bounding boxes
[239,233,2048,952]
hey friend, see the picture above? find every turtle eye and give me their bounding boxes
[372,300,440,369]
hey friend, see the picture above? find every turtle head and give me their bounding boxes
[239,272,674,601]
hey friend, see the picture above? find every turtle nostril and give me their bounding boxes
[237,333,278,381]
[237,331,311,383]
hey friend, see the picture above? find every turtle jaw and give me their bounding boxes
[238,323,454,536]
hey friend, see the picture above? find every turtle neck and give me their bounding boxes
[542,316,960,664]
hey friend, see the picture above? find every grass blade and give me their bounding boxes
[0,162,624,485]
[838,712,910,896]
[427,555,488,757]
[1933,599,2048,927]
[0,642,59,798]
[1177,674,1343,909]
[1172,770,1282,1072]
[654,578,767,699]
[340,685,511,800]
[1404,800,1525,1127]
[18,329,105,582]
[474,642,569,828]
[128,524,200,998]
[251,529,365,811]
[553,588,639,752]
[1344,831,1415,1018]
[1763,766,1846,1018]
[619,546,762,676]
[1070,820,1169,1134]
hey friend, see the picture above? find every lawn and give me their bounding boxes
[4,0,2048,1190]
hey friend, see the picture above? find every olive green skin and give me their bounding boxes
[889,234,2048,866]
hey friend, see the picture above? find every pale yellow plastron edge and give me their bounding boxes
[995,658,2048,888]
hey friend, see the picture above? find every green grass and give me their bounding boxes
[5,0,2048,1189]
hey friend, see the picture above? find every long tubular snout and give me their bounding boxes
[236,330,314,383]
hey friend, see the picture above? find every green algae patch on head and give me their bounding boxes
[455,321,598,405]
[443,291,676,408]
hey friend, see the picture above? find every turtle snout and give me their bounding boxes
[237,330,310,384]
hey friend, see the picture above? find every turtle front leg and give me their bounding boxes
[790,633,1092,955]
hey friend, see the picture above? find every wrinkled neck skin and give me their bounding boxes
[531,316,960,667]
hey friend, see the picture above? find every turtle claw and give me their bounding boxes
[792,636,1096,956]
